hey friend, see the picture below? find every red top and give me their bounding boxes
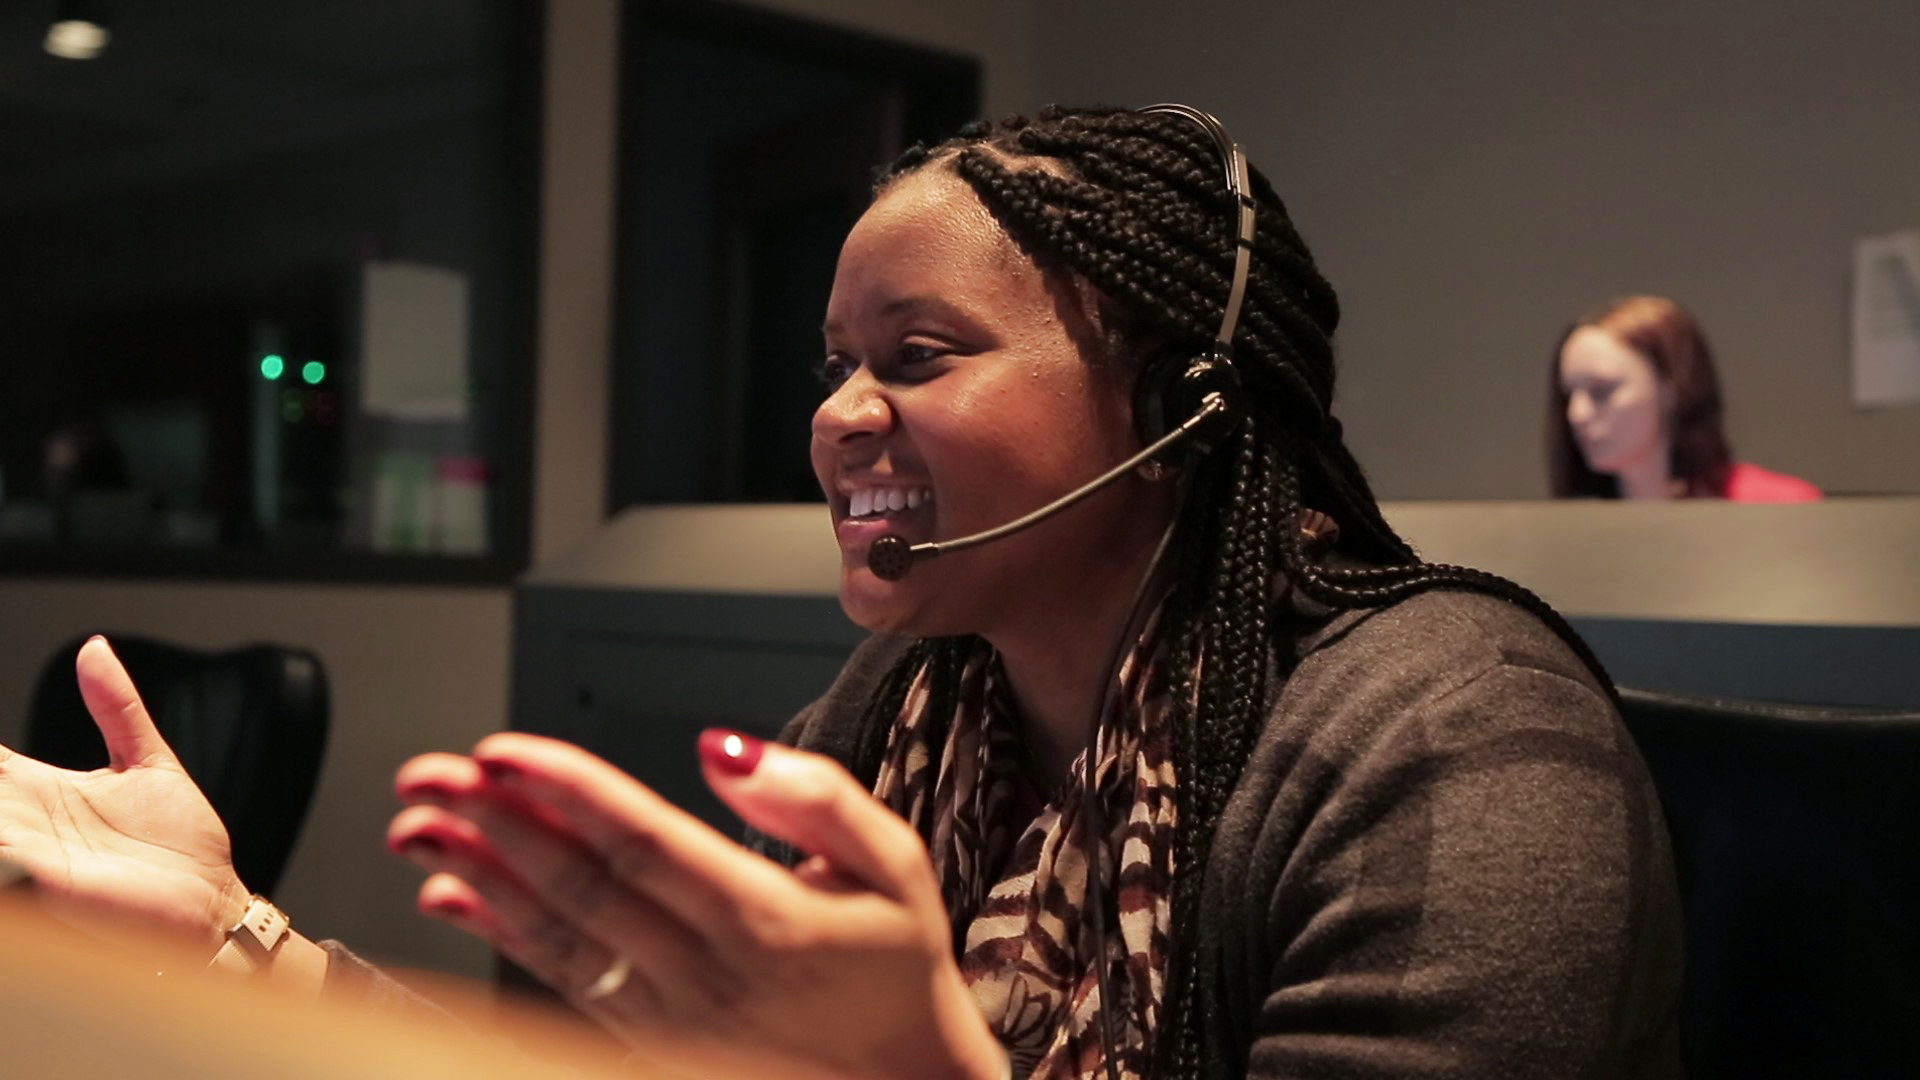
[1723,462,1822,503]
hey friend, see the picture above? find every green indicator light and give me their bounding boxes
[281,398,305,423]
[301,360,326,385]
[260,354,285,380]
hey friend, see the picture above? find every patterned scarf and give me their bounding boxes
[872,611,1184,1080]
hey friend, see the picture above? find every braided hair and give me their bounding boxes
[849,106,1614,1080]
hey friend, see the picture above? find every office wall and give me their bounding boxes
[746,0,1033,117]
[1029,1,1920,498]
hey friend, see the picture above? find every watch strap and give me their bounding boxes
[206,895,291,976]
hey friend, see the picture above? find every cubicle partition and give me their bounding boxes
[512,499,1920,829]
[1383,498,1920,710]
[511,506,860,833]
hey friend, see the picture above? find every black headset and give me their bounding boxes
[1079,104,1256,1080]
[1130,103,1255,463]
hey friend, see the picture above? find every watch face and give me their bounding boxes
[232,897,291,960]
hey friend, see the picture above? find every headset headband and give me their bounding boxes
[1136,103,1256,350]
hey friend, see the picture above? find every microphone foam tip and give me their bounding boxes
[867,535,913,581]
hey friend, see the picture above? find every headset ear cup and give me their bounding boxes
[1134,349,1244,461]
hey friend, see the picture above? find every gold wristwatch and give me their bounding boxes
[206,895,291,976]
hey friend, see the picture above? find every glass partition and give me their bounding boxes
[0,2,541,581]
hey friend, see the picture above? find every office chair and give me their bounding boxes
[1617,686,1920,1080]
[25,634,330,898]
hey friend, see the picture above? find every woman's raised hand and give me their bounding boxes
[390,731,1007,1080]
[0,637,249,950]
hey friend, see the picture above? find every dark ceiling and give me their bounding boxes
[0,1,497,211]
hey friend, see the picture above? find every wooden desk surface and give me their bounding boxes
[0,895,639,1079]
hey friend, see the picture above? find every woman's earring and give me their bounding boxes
[1137,459,1172,482]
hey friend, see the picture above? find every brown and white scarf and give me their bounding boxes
[872,611,1186,1080]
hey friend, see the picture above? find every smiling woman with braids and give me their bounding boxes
[0,106,1681,1080]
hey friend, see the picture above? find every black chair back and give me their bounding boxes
[25,634,330,898]
[1617,686,1920,1080]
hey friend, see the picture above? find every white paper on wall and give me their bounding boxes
[360,261,471,420]
[1850,229,1920,409]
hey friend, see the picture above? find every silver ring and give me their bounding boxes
[583,955,631,1000]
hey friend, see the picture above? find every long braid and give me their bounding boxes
[854,107,1615,1080]
[1155,424,1285,1077]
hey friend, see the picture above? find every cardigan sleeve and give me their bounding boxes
[319,941,464,1027]
[1217,596,1684,1079]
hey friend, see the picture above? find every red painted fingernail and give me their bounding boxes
[479,759,522,785]
[698,729,764,777]
[399,835,444,857]
[423,897,472,920]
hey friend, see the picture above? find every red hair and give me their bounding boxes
[1547,296,1733,498]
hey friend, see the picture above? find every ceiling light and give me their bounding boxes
[44,2,111,61]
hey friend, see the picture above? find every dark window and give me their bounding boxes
[607,0,980,508]
[0,2,541,581]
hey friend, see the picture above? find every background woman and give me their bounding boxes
[1549,294,1822,500]
[3,107,1682,1079]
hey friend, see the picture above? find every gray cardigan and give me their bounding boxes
[762,588,1685,1079]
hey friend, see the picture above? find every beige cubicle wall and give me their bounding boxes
[1383,498,1920,707]
[517,500,1920,728]
[1381,498,1920,629]
[525,498,1920,626]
